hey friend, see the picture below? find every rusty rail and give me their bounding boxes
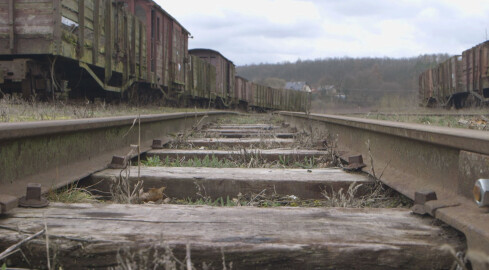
[279,111,489,267]
[0,111,235,205]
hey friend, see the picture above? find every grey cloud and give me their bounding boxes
[178,0,489,64]
[314,0,423,20]
[187,11,323,39]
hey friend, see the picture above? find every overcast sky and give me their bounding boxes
[155,0,489,66]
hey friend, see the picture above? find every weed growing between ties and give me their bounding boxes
[321,180,412,208]
[47,183,100,203]
[140,154,334,169]
[216,113,283,125]
[167,182,412,208]
[142,155,239,168]
[171,193,332,208]
[110,165,144,204]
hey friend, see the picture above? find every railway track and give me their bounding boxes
[0,113,487,269]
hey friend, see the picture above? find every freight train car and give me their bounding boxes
[419,41,489,108]
[419,56,466,108]
[0,0,309,113]
[189,49,236,107]
[0,0,147,98]
[235,76,252,109]
[461,41,489,104]
[186,54,216,104]
[124,0,189,94]
[418,69,435,107]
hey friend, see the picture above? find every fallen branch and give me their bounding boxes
[0,229,45,261]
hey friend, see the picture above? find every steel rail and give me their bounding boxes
[0,111,236,200]
[280,111,489,269]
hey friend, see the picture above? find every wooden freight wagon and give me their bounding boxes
[251,83,266,110]
[125,0,189,93]
[186,54,216,102]
[235,75,251,109]
[418,69,435,107]
[189,49,236,107]
[435,56,465,107]
[0,0,147,97]
[462,41,489,104]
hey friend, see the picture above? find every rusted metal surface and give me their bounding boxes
[474,179,489,207]
[280,112,489,268]
[0,0,147,93]
[414,190,437,204]
[0,112,235,200]
[108,155,128,169]
[127,0,189,88]
[343,154,366,171]
[235,75,252,104]
[420,41,489,108]
[427,55,465,107]
[462,41,489,102]
[189,49,236,102]
[18,183,49,208]
[0,59,29,82]
[151,137,171,149]
[0,194,17,214]
[187,55,216,100]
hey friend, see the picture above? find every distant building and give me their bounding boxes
[318,85,337,95]
[285,81,312,92]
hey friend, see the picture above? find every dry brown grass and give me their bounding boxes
[0,94,207,122]
[321,180,412,208]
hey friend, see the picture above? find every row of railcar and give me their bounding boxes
[0,0,309,112]
[188,49,309,111]
[419,41,489,108]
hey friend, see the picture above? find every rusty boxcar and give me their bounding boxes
[186,54,216,102]
[418,69,435,106]
[462,41,489,104]
[436,56,464,107]
[0,0,309,113]
[0,0,147,98]
[235,75,252,108]
[124,0,189,93]
[189,48,236,107]
[420,40,489,108]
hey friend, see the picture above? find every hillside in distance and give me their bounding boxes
[236,54,450,112]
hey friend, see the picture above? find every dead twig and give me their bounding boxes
[0,229,45,261]
[44,216,51,270]
[186,242,192,270]
[439,245,468,270]
[247,189,267,206]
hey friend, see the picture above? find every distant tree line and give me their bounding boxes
[236,54,450,93]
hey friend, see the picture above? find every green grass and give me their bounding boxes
[173,196,239,207]
[47,183,100,203]
[142,155,239,168]
[141,155,331,169]
[216,113,283,125]
[142,156,164,166]
[168,188,411,208]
